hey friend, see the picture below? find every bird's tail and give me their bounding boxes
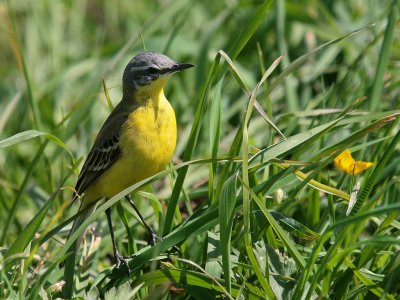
[62,201,96,298]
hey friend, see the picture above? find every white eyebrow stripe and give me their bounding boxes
[130,66,149,72]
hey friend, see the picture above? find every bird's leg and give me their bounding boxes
[125,195,181,255]
[125,195,158,246]
[105,207,130,274]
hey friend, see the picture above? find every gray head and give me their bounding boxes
[122,52,193,93]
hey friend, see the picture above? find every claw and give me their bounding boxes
[114,251,130,275]
[171,245,181,254]
[147,232,158,246]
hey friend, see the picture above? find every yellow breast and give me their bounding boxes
[85,89,176,202]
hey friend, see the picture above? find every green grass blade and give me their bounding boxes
[228,0,273,59]
[250,117,343,168]
[208,77,223,203]
[240,54,283,299]
[4,1,41,130]
[164,0,274,234]
[0,141,49,245]
[102,79,114,111]
[132,268,263,299]
[300,203,400,299]
[163,54,221,235]
[268,211,320,241]
[314,114,398,161]
[269,24,375,94]
[241,178,307,270]
[4,191,58,263]
[350,128,400,216]
[276,0,298,112]
[370,0,398,110]
[219,175,237,293]
[0,130,74,159]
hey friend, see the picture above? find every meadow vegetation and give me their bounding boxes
[0,0,399,299]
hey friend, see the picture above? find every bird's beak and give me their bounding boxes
[169,63,194,73]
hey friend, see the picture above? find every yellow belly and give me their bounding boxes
[84,94,176,203]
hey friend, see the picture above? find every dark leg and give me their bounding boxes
[105,207,130,274]
[125,195,157,245]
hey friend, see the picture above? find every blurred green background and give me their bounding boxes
[1,0,399,299]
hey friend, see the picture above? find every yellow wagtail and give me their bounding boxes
[64,52,193,276]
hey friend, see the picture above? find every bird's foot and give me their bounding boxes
[170,245,181,255]
[147,231,158,246]
[114,251,131,275]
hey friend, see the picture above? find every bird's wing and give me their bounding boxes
[73,102,136,200]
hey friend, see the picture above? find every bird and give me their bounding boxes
[63,52,193,294]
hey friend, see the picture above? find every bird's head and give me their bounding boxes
[122,52,193,97]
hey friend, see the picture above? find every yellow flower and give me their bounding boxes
[334,149,374,175]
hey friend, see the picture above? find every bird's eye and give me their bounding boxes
[148,67,159,75]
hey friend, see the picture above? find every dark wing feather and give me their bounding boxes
[73,133,122,200]
[73,102,134,201]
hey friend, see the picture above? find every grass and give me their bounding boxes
[1,0,400,299]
